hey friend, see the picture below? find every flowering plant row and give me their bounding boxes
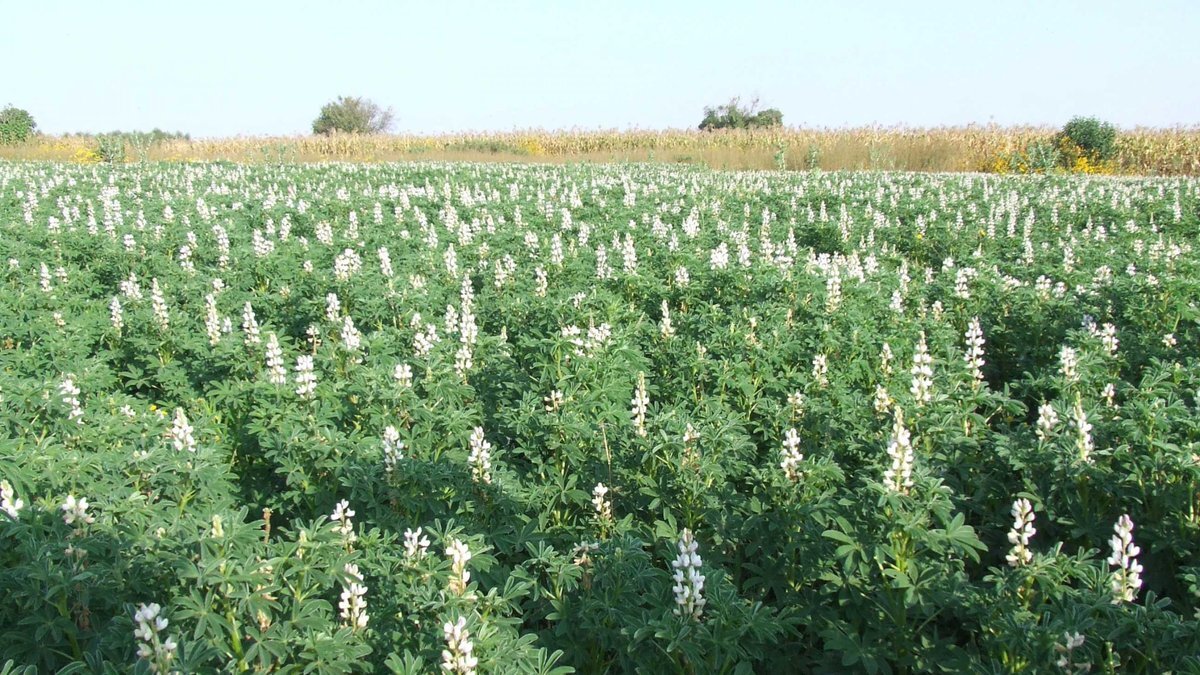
[0,161,1198,672]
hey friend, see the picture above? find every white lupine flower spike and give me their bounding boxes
[671,528,706,621]
[1108,514,1143,604]
[1005,498,1036,567]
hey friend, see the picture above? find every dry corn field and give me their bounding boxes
[3,126,1200,175]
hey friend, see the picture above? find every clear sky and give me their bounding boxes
[4,1,1198,138]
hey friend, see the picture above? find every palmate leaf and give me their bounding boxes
[928,512,988,563]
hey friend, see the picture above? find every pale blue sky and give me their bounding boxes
[5,1,1198,137]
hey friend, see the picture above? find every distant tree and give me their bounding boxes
[699,97,783,131]
[748,107,783,129]
[312,96,395,135]
[1057,116,1117,162]
[0,105,37,144]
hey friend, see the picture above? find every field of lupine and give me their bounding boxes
[0,161,1198,673]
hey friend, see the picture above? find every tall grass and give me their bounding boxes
[3,126,1198,174]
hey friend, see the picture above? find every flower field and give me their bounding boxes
[1,161,1198,672]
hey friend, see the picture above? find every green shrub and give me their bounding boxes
[95,134,126,163]
[0,106,37,145]
[1058,116,1117,162]
[998,139,1062,174]
[699,97,784,131]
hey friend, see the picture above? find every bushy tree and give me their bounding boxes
[699,97,783,131]
[312,96,394,135]
[0,105,37,144]
[1058,116,1117,161]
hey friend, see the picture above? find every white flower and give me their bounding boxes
[1058,346,1080,384]
[133,602,178,673]
[963,318,986,385]
[294,355,317,399]
[788,391,807,417]
[670,528,706,620]
[1101,382,1116,408]
[340,315,362,352]
[252,229,275,258]
[61,494,95,526]
[709,242,729,270]
[441,616,478,675]
[954,267,976,300]
[550,232,564,266]
[338,563,369,630]
[825,268,842,313]
[242,302,261,345]
[467,427,493,484]
[330,499,356,542]
[394,363,414,388]
[1107,514,1143,603]
[446,538,472,594]
[454,344,473,378]
[910,332,933,405]
[333,248,362,282]
[383,425,404,473]
[59,376,83,424]
[592,483,613,522]
[414,323,439,357]
[879,342,894,376]
[811,354,829,388]
[884,408,915,494]
[1054,631,1089,673]
[780,428,804,481]
[1036,402,1059,441]
[109,297,124,332]
[443,244,459,278]
[378,246,394,278]
[1,480,24,520]
[621,233,638,274]
[595,244,612,279]
[873,384,892,416]
[1071,397,1094,464]
[403,527,431,559]
[204,293,222,345]
[1099,323,1118,356]
[265,333,287,386]
[325,292,342,323]
[150,278,169,331]
[168,408,196,453]
[630,372,649,438]
[659,300,675,339]
[1005,498,1036,567]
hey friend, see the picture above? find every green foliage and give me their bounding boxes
[95,134,127,163]
[1024,139,1063,172]
[773,142,788,171]
[805,143,822,170]
[0,161,1198,672]
[998,139,1063,175]
[1059,116,1118,162]
[699,97,784,131]
[0,105,37,144]
[312,96,395,135]
[81,131,189,163]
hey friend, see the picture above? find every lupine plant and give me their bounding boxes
[0,161,1198,672]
